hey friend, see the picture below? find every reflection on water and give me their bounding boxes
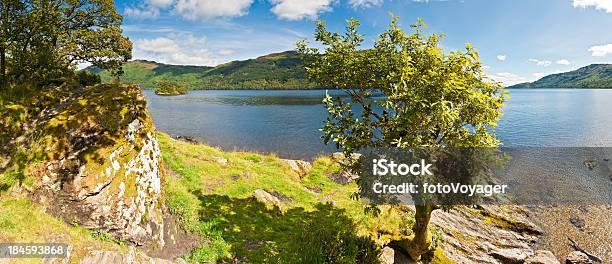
[144,89,612,159]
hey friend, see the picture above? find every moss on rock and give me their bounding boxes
[0,83,166,247]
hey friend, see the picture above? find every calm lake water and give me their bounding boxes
[144,89,612,159]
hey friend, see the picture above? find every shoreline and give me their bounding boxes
[530,205,611,261]
[167,132,611,262]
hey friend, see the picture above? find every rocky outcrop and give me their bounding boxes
[527,250,561,264]
[379,205,559,264]
[1,84,166,247]
[428,205,555,264]
[80,247,187,264]
[565,251,593,264]
[281,159,311,176]
[378,246,416,264]
[253,189,282,213]
[325,171,359,184]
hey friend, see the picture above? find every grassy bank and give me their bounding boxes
[0,123,451,263]
[157,132,434,263]
[0,198,126,263]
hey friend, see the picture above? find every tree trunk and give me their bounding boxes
[0,45,5,91]
[406,204,434,261]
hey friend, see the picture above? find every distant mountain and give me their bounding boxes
[508,64,612,88]
[87,51,319,89]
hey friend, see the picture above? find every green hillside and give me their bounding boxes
[508,64,612,88]
[89,51,320,89]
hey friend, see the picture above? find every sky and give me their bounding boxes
[115,0,612,85]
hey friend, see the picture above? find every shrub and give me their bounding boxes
[283,204,381,263]
[77,71,102,87]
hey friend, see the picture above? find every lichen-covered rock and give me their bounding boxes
[281,159,311,176]
[253,189,282,211]
[379,246,395,264]
[426,205,544,263]
[326,171,359,185]
[0,84,165,247]
[490,248,534,263]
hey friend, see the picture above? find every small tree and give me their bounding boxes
[155,80,187,95]
[298,17,506,260]
[0,0,26,90]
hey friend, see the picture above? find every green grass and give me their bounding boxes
[0,198,125,264]
[158,132,418,263]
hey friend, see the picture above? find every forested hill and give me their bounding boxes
[87,51,320,89]
[508,64,612,88]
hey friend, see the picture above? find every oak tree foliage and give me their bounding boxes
[0,0,131,90]
[298,16,506,260]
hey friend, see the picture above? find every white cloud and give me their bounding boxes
[496,55,507,61]
[217,49,236,56]
[122,25,180,33]
[532,70,565,80]
[349,0,383,8]
[556,59,571,65]
[124,6,161,18]
[488,72,528,86]
[176,0,254,20]
[270,0,334,20]
[127,0,254,20]
[528,58,552,67]
[412,0,448,3]
[124,0,174,19]
[588,44,612,57]
[573,0,612,13]
[134,37,181,54]
[133,34,218,66]
[148,0,174,8]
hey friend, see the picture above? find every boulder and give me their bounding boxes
[281,159,311,176]
[325,171,359,184]
[428,205,543,263]
[212,156,228,166]
[378,246,416,264]
[1,84,166,247]
[526,250,560,264]
[565,251,593,264]
[253,189,282,211]
[490,248,534,263]
[380,246,395,264]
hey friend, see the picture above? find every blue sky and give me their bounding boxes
[116,0,612,85]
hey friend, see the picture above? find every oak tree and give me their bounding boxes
[0,0,131,90]
[298,17,506,260]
